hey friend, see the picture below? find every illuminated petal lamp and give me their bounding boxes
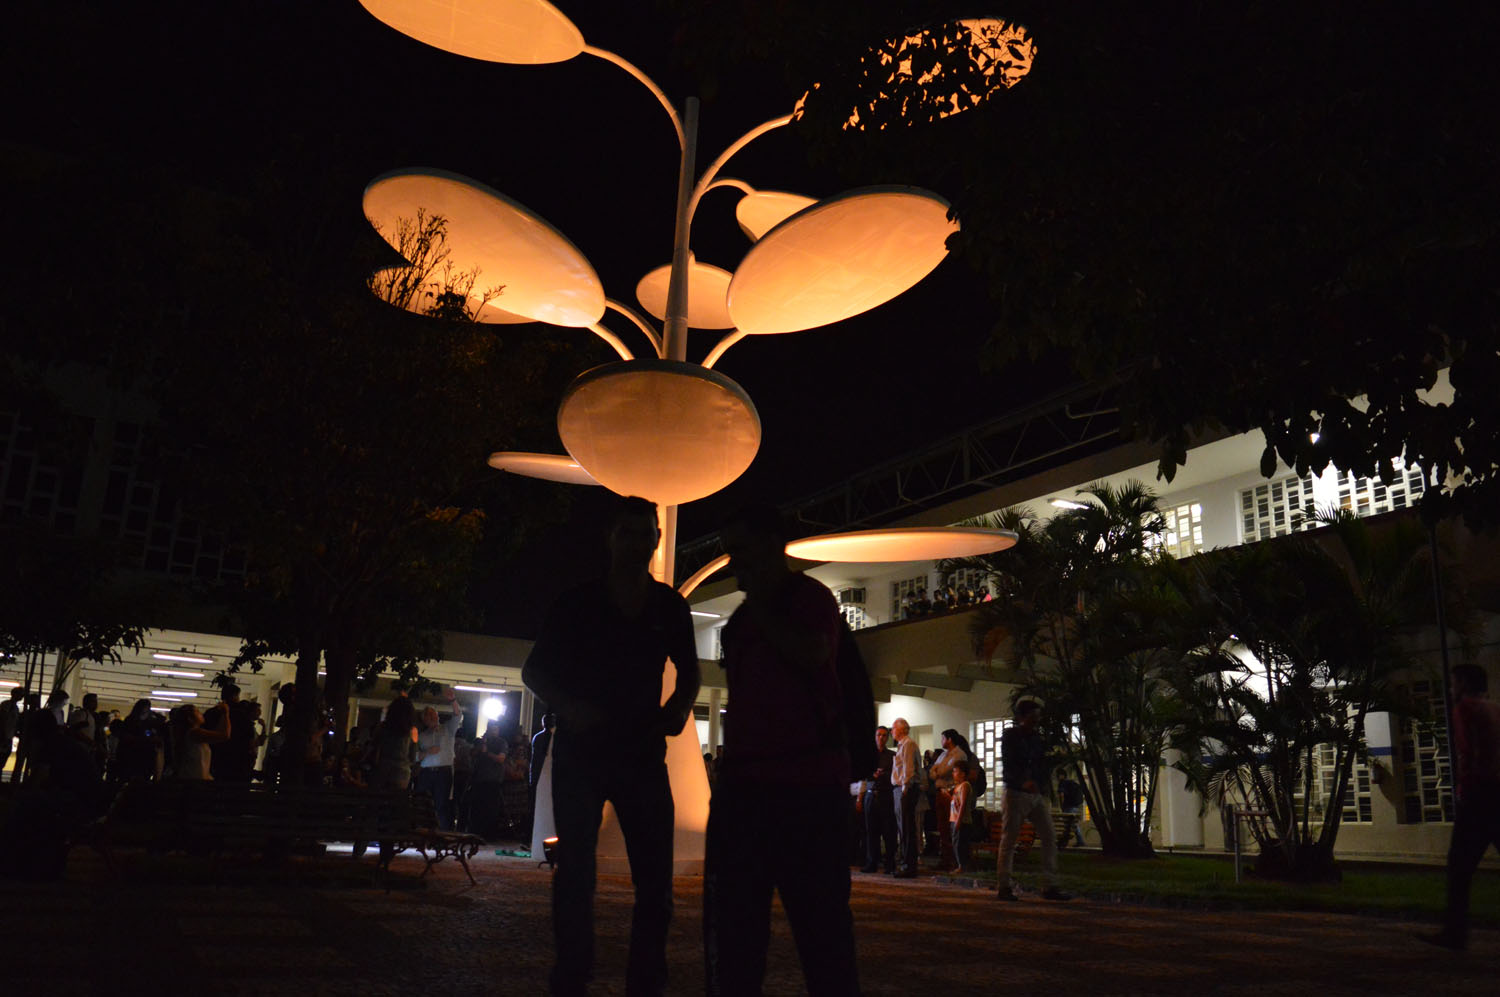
[557,361,760,506]
[802,17,1036,131]
[358,0,586,65]
[486,452,600,486]
[635,256,735,329]
[727,187,956,335]
[363,168,605,328]
[734,190,817,241]
[786,526,1017,562]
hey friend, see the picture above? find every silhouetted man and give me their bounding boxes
[860,725,897,873]
[1,686,23,778]
[997,700,1069,902]
[522,496,699,997]
[1423,664,1500,950]
[705,504,859,996]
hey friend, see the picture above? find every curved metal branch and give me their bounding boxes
[678,553,730,599]
[582,45,685,150]
[689,115,794,220]
[588,322,634,361]
[701,177,757,197]
[606,298,664,358]
[702,328,747,370]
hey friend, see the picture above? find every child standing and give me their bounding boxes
[949,759,974,873]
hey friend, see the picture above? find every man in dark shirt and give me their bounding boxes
[522,496,700,997]
[860,725,898,874]
[1423,664,1500,951]
[705,504,859,996]
[997,700,1070,901]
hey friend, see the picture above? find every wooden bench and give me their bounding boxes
[91,781,485,884]
[970,810,1082,863]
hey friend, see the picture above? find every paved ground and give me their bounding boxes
[1,847,1495,995]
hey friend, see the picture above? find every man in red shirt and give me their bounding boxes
[704,505,859,996]
[1424,664,1500,950]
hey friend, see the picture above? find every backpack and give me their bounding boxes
[833,619,880,784]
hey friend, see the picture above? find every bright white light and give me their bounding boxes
[1309,432,1321,443]
[481,697,506,721]
[691,611,721,619]
[153,652,214,665]
[0,680,19,688]
[151,668,204,678]
[1049,498,1090,510]
[151,690,197,699]
[150,706,170,713]
[453,684,502,693]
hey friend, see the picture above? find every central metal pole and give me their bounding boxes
[662,97,700,365]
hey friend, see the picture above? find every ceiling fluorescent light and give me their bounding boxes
[1049,498,1090,511]
[151,690,197,698]
[151,668,205,678]
[453,684,503,693]
[152,652,215,665]
[690,610,721,619]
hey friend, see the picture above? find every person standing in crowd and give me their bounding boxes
[1424,664,1500,951]
[891,717,922,878]
[112,699,158,785]
[860,725,897,874]
[1,686,23,779]
[522,495,699,997]
[997,701,1069,902]
[705,504,859,996]
[1057,774,1087,846]
[949,759,975,874]
[170,702,230,781]
[415,687,464,829]
[467,727,508,839]
[929,729,969,869]
[370,696,418,791]
[66,692,98,746]
[47,690,69,726]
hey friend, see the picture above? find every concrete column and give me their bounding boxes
[706,687,722,750]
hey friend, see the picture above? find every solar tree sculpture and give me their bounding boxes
[358,0,1034,871]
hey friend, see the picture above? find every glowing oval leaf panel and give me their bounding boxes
[486,452,600,486]
[785,527,1017,563]
[558,361,761,506]
[364,168,605,328]
[735,190,817,242]
[358,0,585,65]
[635,256,735,329]
[727,187,956,335]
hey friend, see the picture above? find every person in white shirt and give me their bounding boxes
[415,687,464,829]
[890,718,922,877]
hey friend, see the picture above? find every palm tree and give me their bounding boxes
[1166,509,1460,880]
[948,481,1174,858]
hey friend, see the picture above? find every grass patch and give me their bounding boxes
[969,849,1500,924]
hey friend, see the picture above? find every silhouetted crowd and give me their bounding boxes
[896,581,991,620]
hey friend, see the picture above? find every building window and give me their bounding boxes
[712,625,726,661]
[1314,742,1374,825]
[1397,679,1453,824]
[1240,473,1319,543]
[890,574,927,620]
[969,718,1007,810]
[945,566,991,600]
[1150,501,1205,559]
[840,604,872,630]
[1331,466,1427,518]
[1241,467,1427,544]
